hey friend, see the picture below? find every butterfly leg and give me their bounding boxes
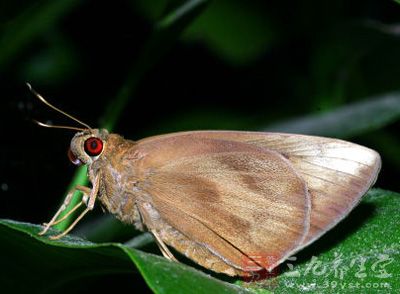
[138,202,178,262]
[40,173,100,239]
[151,229,178,262]
[38,185,91,235]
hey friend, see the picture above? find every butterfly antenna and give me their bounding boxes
[27,83,92,130]
[33,120,86,132]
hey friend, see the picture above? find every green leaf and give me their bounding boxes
[0,219,246,294]
[265,92,400,138]
[2,189,399,293]
[271,189,400,293]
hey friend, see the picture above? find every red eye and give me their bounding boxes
[68,149,82,166]
[84,137,103,157]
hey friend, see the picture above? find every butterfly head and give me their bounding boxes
[68,129,109,166]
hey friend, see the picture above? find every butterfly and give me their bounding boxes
[30,84,381,276]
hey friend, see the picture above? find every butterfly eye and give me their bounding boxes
[84,137,103,157]
[68,149,82,166]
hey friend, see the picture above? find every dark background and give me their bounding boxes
[1,0,400,292]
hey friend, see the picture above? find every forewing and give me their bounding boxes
[146,131,381,247]
[133,136,310,270]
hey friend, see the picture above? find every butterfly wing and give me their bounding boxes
[132,135,310,271]
[251,133,381,247]
[143,131,380,247]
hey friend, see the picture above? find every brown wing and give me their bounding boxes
[139,131,380,248]
[132,135,310,271]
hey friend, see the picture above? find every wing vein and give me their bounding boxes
[297,159,367,180]
[299,171,353,189]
